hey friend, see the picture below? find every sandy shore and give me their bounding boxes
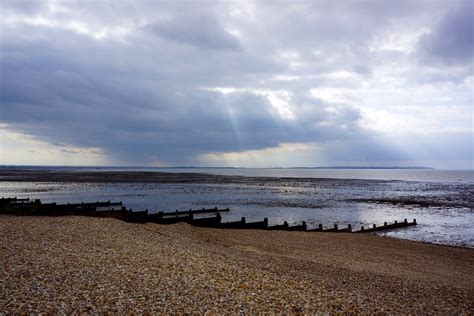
[1,215,473,314]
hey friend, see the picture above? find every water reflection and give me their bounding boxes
[0,179,472,247]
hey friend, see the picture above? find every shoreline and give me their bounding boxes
[1,169,472,248]
[372,232,474,250]
[1,214,473,313]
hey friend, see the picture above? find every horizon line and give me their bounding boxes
[0,165,437,170]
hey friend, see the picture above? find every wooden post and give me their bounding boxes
[348,224,352,232]
[241,217,246,224]
[302,221,307,230]
[404,218,408,224]
[319,224,323,230]
[413,219,417,225]
[334,224,338,231]
[373,224,376,229]
[361,226,365,231]
[264,218,268,227]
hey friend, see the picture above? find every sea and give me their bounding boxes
[1,167,473,247]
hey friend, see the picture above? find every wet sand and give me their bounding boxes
[0,169,391,184]
[1,215,473,313]
[0,169,255,183]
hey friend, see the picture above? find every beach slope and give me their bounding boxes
[1,215,473,313]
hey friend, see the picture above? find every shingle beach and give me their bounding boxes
[1,215,473,314]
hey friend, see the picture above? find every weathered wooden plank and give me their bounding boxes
[287,221,307,231]
[243,218,269,229]
[354,219,417,233]
[322,224,339,232]
[337,224,352,233]
[267,221,289,230]
[219,217,247,229]
[189,214,222,227]
[307,224,324,232]
[218,217,269,229]
[161,207,230,217]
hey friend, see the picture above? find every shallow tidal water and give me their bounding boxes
[1,168,472,247]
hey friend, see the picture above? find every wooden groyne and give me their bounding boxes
[162,207,229,217]
[0,197,417,234]
[353,219,417,233]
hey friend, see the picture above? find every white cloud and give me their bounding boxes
[310,88,358,104]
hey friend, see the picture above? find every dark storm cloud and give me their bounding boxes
[0,24,363,163]
[0,0,472,166]
[0,26,279,160]
[417,0,473,64]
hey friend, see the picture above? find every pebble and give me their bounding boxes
[1,215,473,314]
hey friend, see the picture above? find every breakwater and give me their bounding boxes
[0,197,417,233]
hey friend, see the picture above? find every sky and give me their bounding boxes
[0,0,473,169]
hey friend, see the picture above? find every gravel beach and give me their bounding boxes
[1,215,473,314]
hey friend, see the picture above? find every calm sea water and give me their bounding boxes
[144,168,474,182]
[1,168,473,247]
